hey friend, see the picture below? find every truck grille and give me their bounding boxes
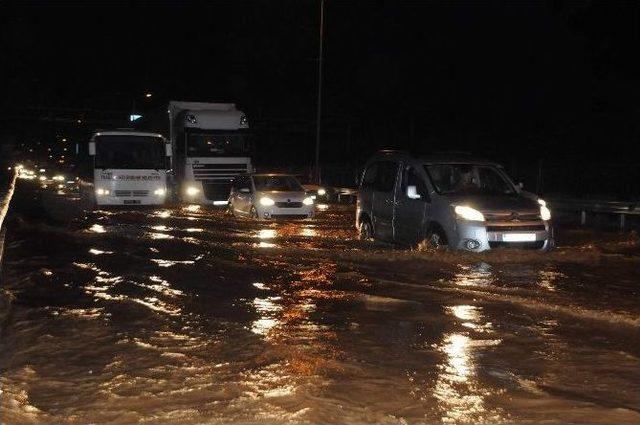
[192,163,248,181]
[275,201,303,208]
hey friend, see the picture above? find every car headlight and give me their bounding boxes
[260,197,275,206]
[454,205,485,221]
[186,186,200,196]
[154,188,166,196]
[317,188,326,196]
[53,175,65,181]
[96,188,110,196]
[538,199,551,221]
[303,196,314,206]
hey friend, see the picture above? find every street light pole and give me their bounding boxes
[314,0,325,184]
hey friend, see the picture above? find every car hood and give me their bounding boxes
[256,191,307,202]
[443,193,539,213]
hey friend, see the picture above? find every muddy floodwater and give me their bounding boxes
[1,185,639,424]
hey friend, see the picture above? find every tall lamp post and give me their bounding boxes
[314,0,325,184]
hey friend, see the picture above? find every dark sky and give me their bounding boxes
[2,1,640,159]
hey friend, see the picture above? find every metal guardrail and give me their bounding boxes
[548,198,640,230]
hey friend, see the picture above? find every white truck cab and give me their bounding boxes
[168,101,252,205]
[81,130,172,206]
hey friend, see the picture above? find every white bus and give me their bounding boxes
[78,130,172,206]
[168,101,252,205]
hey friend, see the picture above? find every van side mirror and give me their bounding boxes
[407,185,421,200]
[88,142,96,156]
[240,187,251,194]
[517,182,524,190]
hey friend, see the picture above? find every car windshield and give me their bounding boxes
[95,135,165,170]
[186,131,250,157]
[253,175,303,192]
[424,163,515,195]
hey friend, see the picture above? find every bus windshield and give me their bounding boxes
[186,131,251,157]
[95,135,166,170]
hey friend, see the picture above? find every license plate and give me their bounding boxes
[503,233,536,242]
[123,199,141,205]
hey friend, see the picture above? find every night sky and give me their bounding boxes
[2,1,640,171]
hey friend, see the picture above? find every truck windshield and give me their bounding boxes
[253,176,303,192]
[424,164,515,195]
[95,135,166,170]
[186,131,250,157]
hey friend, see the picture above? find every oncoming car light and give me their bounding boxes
[96,188,110,196]
[538,199,551,221]
[53,175,65,182]
[454,205,485,222]
[154,188,166,196]
[317,188,326,196]
[259,197,275,206]
[302,197,314,206]
[186,186,200,196]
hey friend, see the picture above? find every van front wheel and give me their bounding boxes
[419,227,448,250]
[359,219,374,241]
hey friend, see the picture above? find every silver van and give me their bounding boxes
[356,151,554,251]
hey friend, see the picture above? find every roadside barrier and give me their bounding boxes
[548,198,640,230]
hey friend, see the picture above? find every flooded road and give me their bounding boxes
[1,184,639,424]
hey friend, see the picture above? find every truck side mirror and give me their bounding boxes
[165,144,172,157]
[88,142,96,156]
[407,185,421,200]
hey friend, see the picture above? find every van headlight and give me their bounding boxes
[260,197,275,206]
[454,205,485,222]
[96,188,110,196]
[538,199,551,221]
[185,186,200,196]
[303,196,314,206]
[154,188,166,196]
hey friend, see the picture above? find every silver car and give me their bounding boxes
[356,151,554,251]
[228,174,315,220]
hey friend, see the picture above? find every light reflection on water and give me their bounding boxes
[257,229,277,239]
[88,224,106,233]
[251,296,283,336]
[453,262,493,287]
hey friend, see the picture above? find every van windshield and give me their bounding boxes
[95,135,166,170]
[253,175,303,192]
[424,164,515,195]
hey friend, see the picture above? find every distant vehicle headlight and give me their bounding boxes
[317,188,326,196]
[154,188,166,196]
[39,176,47,181]
[538,199,551,221]
[96,188,110,196]
[303,196,314,206]
[454,205,485,222]
[260,197,275,206]
[186,186,200,196]
[53,175,65,181]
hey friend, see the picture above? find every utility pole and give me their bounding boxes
[314,0,325,184]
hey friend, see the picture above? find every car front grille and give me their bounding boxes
[275,201,303,208]
[489,241,545,250]
[486,224,546,232]
[271,214,308,219]
[484,212,541,222]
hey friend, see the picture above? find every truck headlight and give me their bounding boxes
[186,186,200,196]
[303,197,314,206]
[538,199,551,221]
[260,197,275,206]
[154,188,166,196]
[96,188,110,196]
[454,205,485,222]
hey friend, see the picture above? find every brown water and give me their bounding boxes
[1,184,639,424]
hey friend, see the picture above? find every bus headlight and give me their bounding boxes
[154,188,166,196]
[303,197,314,206]
[186,186,200,196]
[454,205,485,222]
[260,197,275,206]
[538,199,551,221]
[96,188,110,196]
